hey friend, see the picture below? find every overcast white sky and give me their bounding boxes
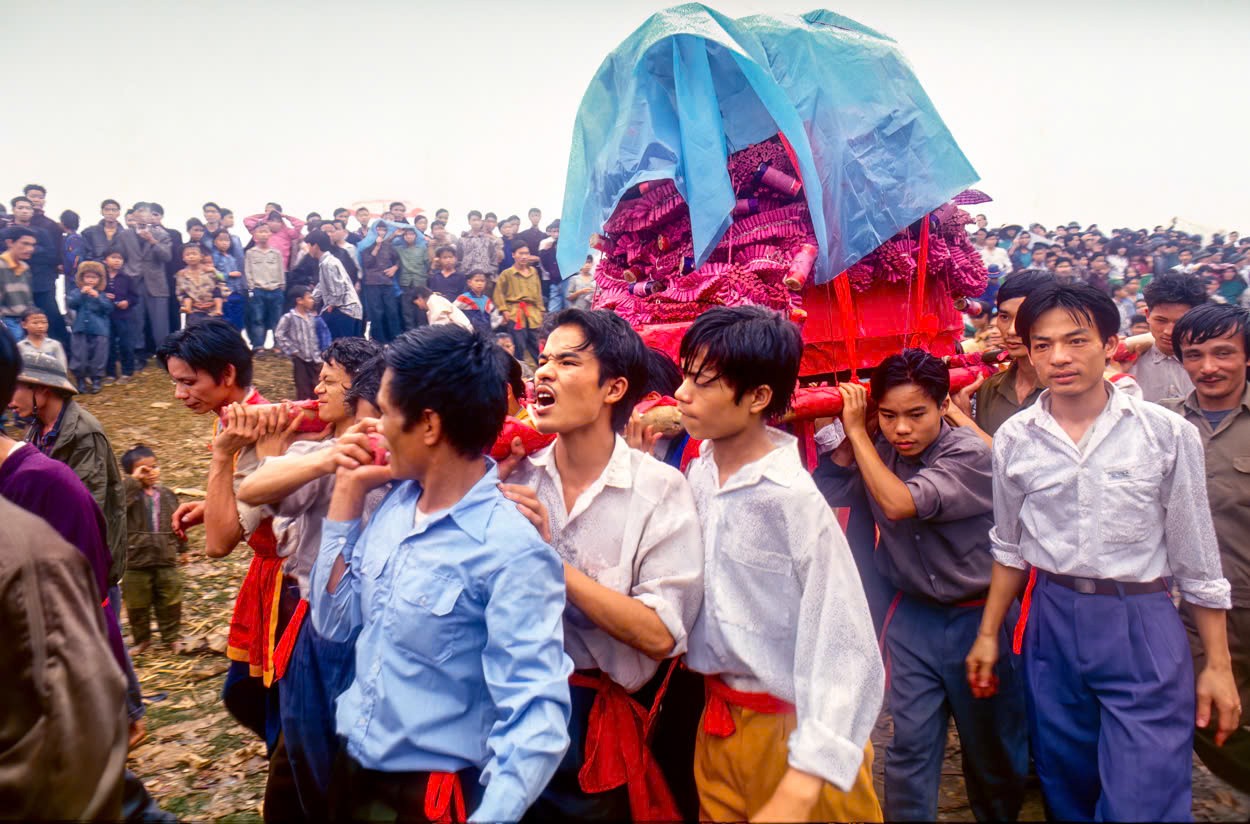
[4,0,1247,238]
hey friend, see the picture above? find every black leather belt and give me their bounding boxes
[1043,571,1167,596]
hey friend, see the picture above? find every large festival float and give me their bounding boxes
[555,3,996,463]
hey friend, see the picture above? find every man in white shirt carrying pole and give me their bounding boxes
[965,281,1240,821]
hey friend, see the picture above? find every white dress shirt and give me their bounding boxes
[1127,344,1195,403]
[510,436,704,692]
[684,428,884,793]
[979,245,1014,275]
[990,383,1230,609]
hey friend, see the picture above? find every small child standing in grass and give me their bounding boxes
[121,444,188,655]
[66,261,114,393]
[275,285,332,400]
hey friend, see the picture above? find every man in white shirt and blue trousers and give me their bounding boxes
[966,282,1241,821]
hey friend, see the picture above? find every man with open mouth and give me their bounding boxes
[502,308,704,823]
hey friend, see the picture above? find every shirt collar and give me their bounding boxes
[0,251,28,273]
[700,427,801,491]
[1031,380,1134,454]
[399,459,502,544]
[1182,381,1250,417]
[911,421,954,466]
[1146,344,1174,364]
[527,435,635,491]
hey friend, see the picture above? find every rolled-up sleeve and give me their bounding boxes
[1164,422,1232,609]
[474,541,573,823]
[787,514,884,791]
[309,518,364,642]
[905,436,994,523]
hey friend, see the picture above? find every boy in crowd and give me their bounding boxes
[236,340,382,816]
[493,241,545,367]
[566,256,596,311]
[102,250,139,383]
[121,444,187,654]
[1128,271,1207,402]
[428,244,467,300]
[412,285,472,331]
[244,210,305,271]
[17,307,66,368]
[185,218,207,249]
[66,261,115,394]
[274,286,332,400]
[674,306,882,822]
[1129,313,1150,335]
[457,210,502,280]
[1162,304,1250,793]
[310,326,573,821]
[176,244,223,325]
[959,271,1056,436]
[966,282,1239,820]
[83,198,124,261]
[503,308,704,822]
[455,269,497,334]
[305,230,362,340]
[360,221,403,344]
[816,349,1027,821]
[1,226,36,340]
[396,225,429,330]
[245,223,286,353]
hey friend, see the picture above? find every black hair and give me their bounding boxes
[1015,282,1121,348]
[208,228,233,246]
[435,208,449,217]
[267,202,284,213]
[20,307,47,321]
[150,203,165,216]
[506,355,526,405]
[59,210,79,232]
[412,286,433,300]
[202,202,220,212]
[642,347,682,396]
[101,198,120,210]
[383,326,509,457]
[1142,272,1207,311]
[22,183,45,196]
[186,217,205,230]
[870,348,950,406]
[220,208,233,219]
[306,211,321,221]
[305,229,332,252]
[467,210,482,220]
[156,317,254,388]
[322,337,383,375]
[0,326,17,410]
[1053,256,1073,268]
[333,207,350,218]
[1172,304,1250,361]
[121,444,157,474]
[388,201,405,210]
[484,212,498,221]
[2,226,37,244]
[434,245,457,258]
[431,220,446,231]
[528,207,541,216]
[996,270,1057,307]
[466,269,489,279]
[511,240,531,254]
[543,308,650,430]
[288,284,313,302]
[678,305,801,418]
[10,196,32,208]
[1130,313,1148,326]
[345,354,385,414]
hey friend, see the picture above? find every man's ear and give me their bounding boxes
[747,384,773,416]
[221,363,237,388]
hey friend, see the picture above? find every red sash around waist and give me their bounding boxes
[424,771,466,824]
[224,519,288,686]
[701,675,795,738]
[568,667,680,822]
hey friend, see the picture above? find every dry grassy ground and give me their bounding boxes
[59,353,1248,821]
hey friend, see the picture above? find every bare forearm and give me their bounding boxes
[976,562,1029,639]
[565,565,675,660]
[204,453,244,557]
[848,431,916,520]
[237,450,333,506]
[1192,605,1233,670]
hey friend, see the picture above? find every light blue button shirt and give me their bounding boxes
[310,461,573,822]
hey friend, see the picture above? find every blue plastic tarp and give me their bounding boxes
[557,3,979,285]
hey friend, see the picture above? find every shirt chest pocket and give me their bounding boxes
[1230,457,1250,507]
[1098,461,1161,543]
[389,568,466,665]
[714,542,798,637]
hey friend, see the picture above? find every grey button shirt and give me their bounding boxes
[814,422,995,603]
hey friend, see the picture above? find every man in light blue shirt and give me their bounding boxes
[310,325,573,822]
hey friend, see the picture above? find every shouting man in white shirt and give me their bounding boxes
[966,281,1240,821]
[676,306,884,823]
[501,308,704,822]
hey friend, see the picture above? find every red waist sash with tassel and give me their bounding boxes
[702,675,796,738]
[568,665,681,822]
